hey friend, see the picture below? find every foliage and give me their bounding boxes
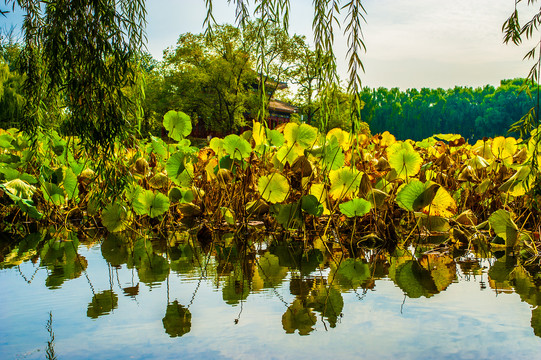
[365,79,536,141]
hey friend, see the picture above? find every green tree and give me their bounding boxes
[7,0,146,154]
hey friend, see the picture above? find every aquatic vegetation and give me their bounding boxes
[1,112,541,267]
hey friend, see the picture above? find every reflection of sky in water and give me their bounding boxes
[1,245,541,360]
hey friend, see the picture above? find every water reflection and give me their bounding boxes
[2,228,541,349]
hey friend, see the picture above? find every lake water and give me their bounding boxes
[1,231,541,359]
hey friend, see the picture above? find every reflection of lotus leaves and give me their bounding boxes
[137,254,170,285]
[419,254,456,292]
[282,299,317,335]
[392,261,438,298]
[308,285,344,328]
[40,237,87,288]
[87,290,118,319]
[511,266,539,306]
[222,276,250,305]
[162,301,192,338]
[532,307,541,337]
[257,252,289,288]
[335,258,371,289]
[130,238,154,268]
[290,278,314,297]
[488,256,516,290]
[270,244,323,275]
[170,244,196,274]
[101,234,129,267]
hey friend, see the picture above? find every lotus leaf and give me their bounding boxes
[101,202,132,232]
[258,173,290,203]
[2,178,36,200]
[329,167,362,200]
[339,198,372,217]
[300,195,324,216]
[489,209,519,247]
[132,189,170,218]
[42,182,65,206]
[387,142,422,179]
[223,134,251,160]
[163,110,192,141]
[284,122,318,149]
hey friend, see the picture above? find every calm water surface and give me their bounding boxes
[1,232,541,359]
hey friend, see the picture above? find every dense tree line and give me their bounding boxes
[361,79,536,141]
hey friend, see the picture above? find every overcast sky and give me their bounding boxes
[3,0,539,90]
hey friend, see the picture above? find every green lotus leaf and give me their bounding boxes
[41,182,65,206]
[0,133,15,149]
[209,137,226,158]
[335,258,371,288]
[163,110,192,141]
[258,173,290,203]
[223,134,251,161]
[166,152,193,186]
[148,135,166,157]
[132,189,170,218]
[322,144,345,170]
[169,187,196,204]
[0,166,19,181]
[388,144,422,180]
[489,209,519,248]
[266,128,285,147]
[434,134,462,142]
[329,167,362,200]
[284,123,318,149]
[138,253,170,285]
[393,260,436,298]
[101,202,132,232]
[63,167,79,200]
[300,195,323,216]
[220,207,236,225]
[222,276,250,305]
[257,252,288,288]
[339,198,372,218]
[272,203,302,229]
[276,144,303,165]
[396,180,438,212]
[16,199,43,219]
[308,285,344,328]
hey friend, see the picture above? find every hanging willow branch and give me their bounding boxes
[10,0,147,156]
[203,0,368,133]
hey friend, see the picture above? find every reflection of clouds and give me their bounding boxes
[4,247,541,359]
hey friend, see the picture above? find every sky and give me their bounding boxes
[2,0,539,90]
[144,0,539,90]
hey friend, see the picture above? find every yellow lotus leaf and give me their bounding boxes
[284,122,318,149]
[308,183,331,215]
[492,136,516,164]
[252,121,266,146]
[327,128,351,151]
[276,144,304,165]
[205,158,218,181]
[329,167,363,200]
[471,140,494,161]
[423,186,457,218]
[380,131,396,147]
